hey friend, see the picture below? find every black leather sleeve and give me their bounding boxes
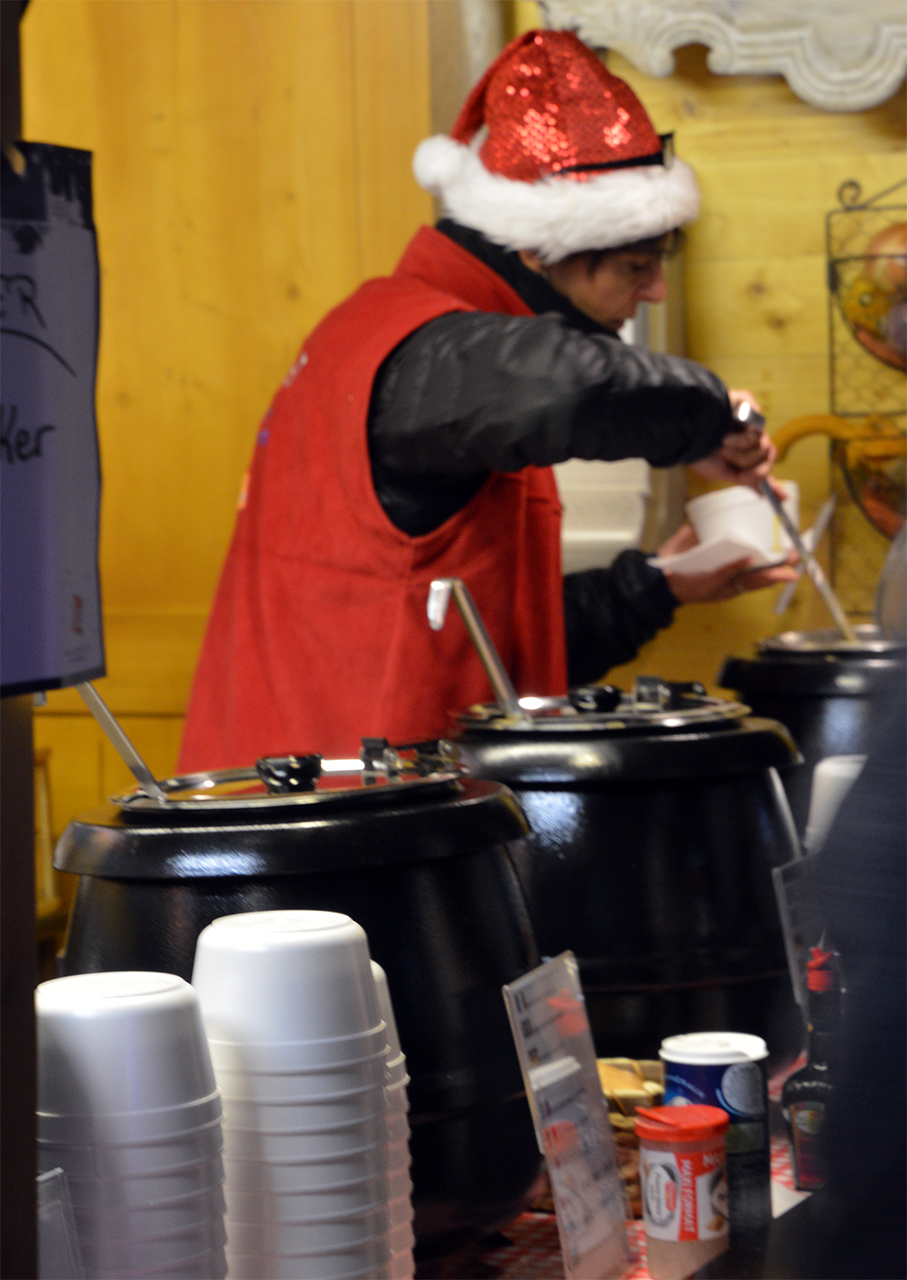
[367,308,718,677]
[563,553,680,685]
[369,309,732,477]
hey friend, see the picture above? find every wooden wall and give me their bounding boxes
[21,0,906,857]
[21,0,433,849]
[597,47,906,690]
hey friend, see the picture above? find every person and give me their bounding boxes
[178,28,796,772]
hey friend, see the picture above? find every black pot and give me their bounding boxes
[449,680,802,1065]
[719,627,906,840]
[54,751,543,1260]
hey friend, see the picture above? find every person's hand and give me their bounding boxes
[689,389,779,492]
[657,524,799,603]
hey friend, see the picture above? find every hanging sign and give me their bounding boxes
[1,143,105,694]
[503,952,630,1279]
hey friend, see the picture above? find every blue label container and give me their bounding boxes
[660,1032,771,1239]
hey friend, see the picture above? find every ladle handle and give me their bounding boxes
[774,495,836,615]
[760,481,858,642]
[76,681,169,803]
[427,578,529,722]
[732,403,858,643]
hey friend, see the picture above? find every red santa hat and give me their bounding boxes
[413,29,699,264]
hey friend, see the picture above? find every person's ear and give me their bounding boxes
[518,249,546,275]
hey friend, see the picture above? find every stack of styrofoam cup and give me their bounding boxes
[370,963,414,1280]
[191,911,393,1280]
[36,972,227,1280]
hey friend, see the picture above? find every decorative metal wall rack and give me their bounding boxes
[825,178,906,612]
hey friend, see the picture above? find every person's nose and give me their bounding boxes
[637,261,667,304]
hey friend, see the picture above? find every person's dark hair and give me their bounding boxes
[583,227,685,273]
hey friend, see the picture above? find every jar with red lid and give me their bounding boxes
[634,1104,729,1280]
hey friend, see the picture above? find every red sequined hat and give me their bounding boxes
[413,29,699,262]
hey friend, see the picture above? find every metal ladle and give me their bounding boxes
[733,403,858,643]
[77,681,169,803]
[427,578,531,724]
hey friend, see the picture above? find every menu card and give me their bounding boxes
[1,143,105,694]
[503,952,630,1279]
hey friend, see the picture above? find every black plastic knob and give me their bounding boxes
[256,754,324,794]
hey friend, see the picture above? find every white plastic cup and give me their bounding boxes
[386,1168,412,1201]
[370,962,404,1063]
[220,1086,386,1132]
[55,1154,224,1207]
[386,1137,411,1171]
[70,1184,225,1241]
[212,1057,388,1101]
[385,1080,409,1116]
[389,1249,416,1280]
[226,1245,389,1280]
[384,1112,409,1148]
[37,972,217,1117]
[385,1057,408,1087]
[225,1219,391,1261]
[804,753,867,853]
[220,1146,387,1193]
[686,482,800,558]
[75,1215,227,1272]
[93,1245,227,1280]
[205,1031,389,1076]
[387,1195,413,1231]
[225,1175,387,1223]
[225,1205,390,1253]
[221,1111,387,1162]
[64,1167,225,1212]
[388,1220,415,1252]
[686,486,774,554]
[37,1125,224,1180]
[192,912,381,1044]
[37,1091,223,1145]
[386,1152,411,1191]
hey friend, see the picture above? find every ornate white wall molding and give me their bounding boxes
[540,0,907,112]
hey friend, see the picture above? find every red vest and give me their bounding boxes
[178,227,567,770]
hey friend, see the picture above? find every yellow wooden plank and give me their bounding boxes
[607,572,833,699]
[697,356,831,424]
[609,47,906,160]
[686,155,907,262]
[32,612,207,716]
[352,0,434,278]
[99,716,185,798]
[685,256,830,360]
[19,0,904,759]
[21,0,379,622]
[32,716,104,839]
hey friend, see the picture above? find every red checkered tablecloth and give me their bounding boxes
[418,1134,801,1279]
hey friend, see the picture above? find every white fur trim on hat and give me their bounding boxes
[413,135,699,263]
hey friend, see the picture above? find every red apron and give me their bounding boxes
[178,226,567,770]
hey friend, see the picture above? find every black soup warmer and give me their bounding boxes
[719,626,906,840]
[449,677,802,1065]
[54,746,543,1261]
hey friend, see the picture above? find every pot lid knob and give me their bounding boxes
[633,677,708,710]
[569,685,622,713]
[256,754,324,793]
[360,737,403,780]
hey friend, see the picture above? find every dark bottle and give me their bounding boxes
[781,946,841,1191]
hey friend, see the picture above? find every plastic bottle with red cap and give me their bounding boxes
[634,1103,729,1280]
[780,946,842,1191]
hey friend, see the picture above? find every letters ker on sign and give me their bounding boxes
[0,403,55,464]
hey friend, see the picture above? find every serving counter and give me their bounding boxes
[417,1123,808,1279]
